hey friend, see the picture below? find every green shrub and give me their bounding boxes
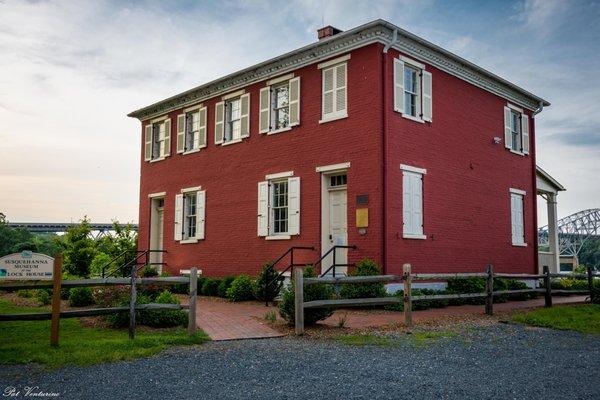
[16,289,34,298]
[591,286,600,304]
[139,284,162,301]
[139,265,159,277]
[69,287,94,307]
[140,290,187,328]
[92,286,130,307]
[197,276,207,293]
[226,275,256,302]
[279,266,334,325]
[35,289,51,306]
[89,252,112,277]
[339,258,387,299]
[218,276,236,298]
[253,262,284,303]
[201,278,221,297]
[105,294,151,328]
[60,288,71,300]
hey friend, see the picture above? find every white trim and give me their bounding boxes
[183,103,203,113]
[509,149,525,157]
[151,115,169,123]
[221,89,245,100]
[148,191,166,198]
[179,268,203,276]
[265,171,294,180]
[507,103,524,113]
[182,148,201,155]
[318,113,348,124]
[512,242,528,247]
[267,73,294,86]
[180,238,198,244]
[400,164,427,174]
[221,138,243,146]
[267,126,292,135]
[400,55,425,70]
[401,113,425,124]
[509,188,526,196]
[265,235,291,240]
[403,233,427,240]
[317,54,351,69]
[149,157,165,163]
[181,186,202,193]
[316,162,351,173]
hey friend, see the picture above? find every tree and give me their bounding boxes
[61,217,97,278]
[579,240,600,270]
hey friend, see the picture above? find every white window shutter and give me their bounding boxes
[240,93,250,138]
[402,173,412,234]
[289,77,300,126]
[422,71,432,122]
[215,101,224,144]
[196,190,206,240]
[174,194,183,241]
[288,177,300,235]
[521,114,530,155]
[257,181,269,237]
[176,114,185,153]
[394,58,405,113]
[163,118,171,157]
[504,106,512,150]
[322,67,334,117]
[144,124,152,161]
[198,107,207,148]
[335,64,347,114]
[259,87,271,133]
[412,174,423,235]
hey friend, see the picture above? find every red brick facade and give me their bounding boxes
[136,41,539,277]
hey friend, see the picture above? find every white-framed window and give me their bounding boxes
[215,93,250,145]
[176,106,207,154]
[504,104,530,155]
[510,188,526,246]
[174,188,206,243]
[394,56,432,123]
[320,61,347,122]
[401,164,426,239]
[259,76,301,134]
[257,173,300,238]
[144,118,171,161]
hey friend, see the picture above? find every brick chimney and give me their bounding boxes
[317,25,343,40]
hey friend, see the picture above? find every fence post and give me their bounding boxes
[294,266,304,335]
[543,265,552,308]
[587,266,594,299]
[403,263,412,328]
[188,267,198,336]
[485,264,494,316]
[50,254,63,347]
[129,265,137,340]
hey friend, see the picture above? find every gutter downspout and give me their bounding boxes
[531,100,543,274]
[381,29,398,274]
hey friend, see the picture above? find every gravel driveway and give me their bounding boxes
[1,324,598,400]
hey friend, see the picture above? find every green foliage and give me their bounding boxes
[16,289,34,298]
[34,289,51,306]
[264,310,277,323]
[89,252,112,277]
[0,214,62,258]
[61,218,96,278]
[139,265,159,277]
[197,276,207,292]
[549,277,600,291]
[139,284,163,300]
[253,262,284,302]
[279,266,334,325]
[578,240,600,270]
[513,304,600,334]
[218,276,236,297]
[339,258,387,299]
[140,290,187,328]
[201,278,221,296]
[68,287,94,307]
[105,294,150,328]
[95,222,138,276]
[226,274,256,302]
[92,286,130,308]
[591,286,600,304]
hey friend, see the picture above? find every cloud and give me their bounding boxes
[514,0,570,36]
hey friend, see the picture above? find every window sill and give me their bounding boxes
[265,235,291,240]
[401,113,425,124]
[221,138,243,146]
[508,149,527,157]
[512,242,528,247]
[403,233,427,240]
[267,126,292,135]
[180,238,198,244]
[319,113,348,124]
[182,148,202,155]
[149,157,166,163]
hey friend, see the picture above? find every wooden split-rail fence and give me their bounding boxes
[293,263,599,335]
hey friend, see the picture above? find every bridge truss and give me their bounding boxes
[538,208,600,257]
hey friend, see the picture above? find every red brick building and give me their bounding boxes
[128,20,549,278]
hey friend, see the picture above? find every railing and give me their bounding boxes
[102,249,166,278]
[264,246,315,306]
[316,245,357,277]
[292,264,600,335]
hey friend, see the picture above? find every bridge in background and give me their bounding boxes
[8,222,138,236]
[539,208,600,258]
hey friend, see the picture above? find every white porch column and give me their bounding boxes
[546,193,560,273]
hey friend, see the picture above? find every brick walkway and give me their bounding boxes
[191,295,587,340]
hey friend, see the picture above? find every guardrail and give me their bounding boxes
[293,264,599,335]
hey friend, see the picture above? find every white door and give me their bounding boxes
[150,199,164,270]
[156,207,164,267]
[326,188,347,274]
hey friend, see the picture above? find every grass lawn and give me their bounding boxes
[334,331,455,348]
[0,299,209,369]
[512,304,600,334]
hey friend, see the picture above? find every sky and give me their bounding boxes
[0,0,598,227]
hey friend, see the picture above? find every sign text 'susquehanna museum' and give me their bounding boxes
[0,251,54,280]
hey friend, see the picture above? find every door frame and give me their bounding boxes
[319,166,349,275]
[148,193,165,272]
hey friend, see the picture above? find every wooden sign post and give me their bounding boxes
[50,254,63,346]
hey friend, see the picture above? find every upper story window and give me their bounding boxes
[257,173,300,239]
[176,106,207,154]
[504,104,530,155]
[318,55,350,123]
[144,118,171,162]
[175,187,206,243]
[394,56,432,123]
[259,75,301,134]
[215,92,250,145]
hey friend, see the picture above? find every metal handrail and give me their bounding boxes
[264,246,315,306]
[104,249,166,278]
[317,245,357,277]
[101,249,141,278]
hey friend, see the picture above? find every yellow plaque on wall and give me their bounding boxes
[356,208,369,228]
